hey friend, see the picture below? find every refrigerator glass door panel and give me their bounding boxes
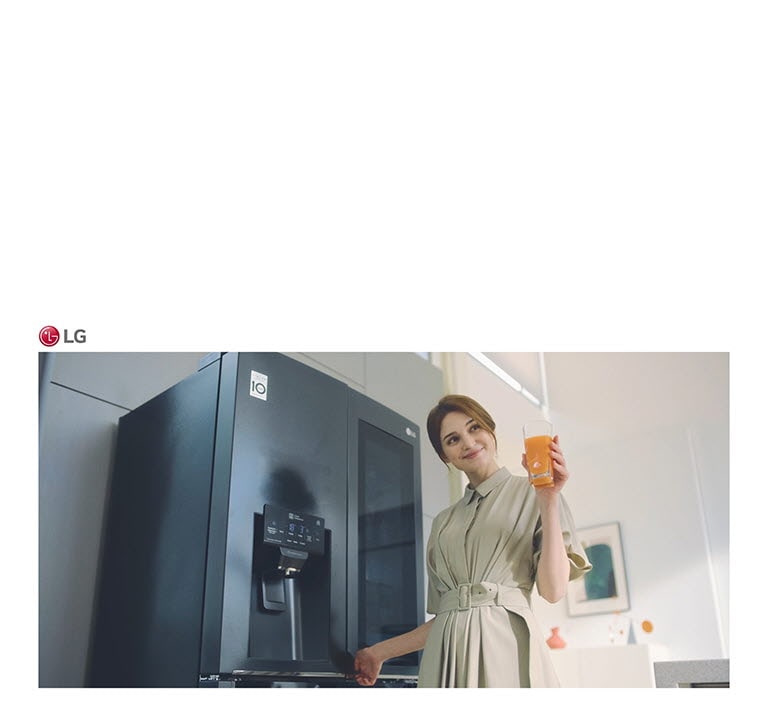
[358,420,417,663]
[348,391,424,677]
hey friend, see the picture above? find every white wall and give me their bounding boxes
[444,352,728,663]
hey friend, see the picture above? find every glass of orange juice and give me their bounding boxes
[523,420,554,487]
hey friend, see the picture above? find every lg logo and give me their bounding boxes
[39,326,87,347]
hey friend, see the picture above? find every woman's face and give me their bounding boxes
[439,411,497,478]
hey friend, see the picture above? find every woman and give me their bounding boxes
[353,394,592,687]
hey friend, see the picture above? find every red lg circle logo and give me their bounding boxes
[39,326,60,346]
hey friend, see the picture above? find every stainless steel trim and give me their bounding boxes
[232,670,419,679]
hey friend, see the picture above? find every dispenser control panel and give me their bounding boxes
[263,505,325,555]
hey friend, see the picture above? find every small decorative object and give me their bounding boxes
[546,626,566,649]
[629,617,655,644]
[566,522,630,617]
[609,613,655,645]
[607,612,632,645]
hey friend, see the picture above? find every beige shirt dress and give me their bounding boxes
[418,466,592,688]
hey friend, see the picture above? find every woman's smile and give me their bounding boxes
[439,411,500,486]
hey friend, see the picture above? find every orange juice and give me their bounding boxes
[524,434,553,487]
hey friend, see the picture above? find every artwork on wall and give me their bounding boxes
[567,522,630,617]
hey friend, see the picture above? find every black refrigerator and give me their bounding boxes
[88,352,424,687]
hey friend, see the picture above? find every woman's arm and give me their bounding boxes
[533,495,571,602]
[524,435,572,603]
[353,618,435,686]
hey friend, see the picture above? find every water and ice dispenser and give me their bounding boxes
[255,505,327,662]
[88,352,424,687]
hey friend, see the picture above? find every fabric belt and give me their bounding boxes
[437,582,532,614]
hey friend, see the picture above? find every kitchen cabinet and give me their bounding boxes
[549,644,670,687]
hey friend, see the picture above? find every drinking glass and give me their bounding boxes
[523,420,554,487]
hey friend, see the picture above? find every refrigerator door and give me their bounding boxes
[347,389,424,680]
[202,353,350,678]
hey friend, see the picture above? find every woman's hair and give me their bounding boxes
[426,394,497,463]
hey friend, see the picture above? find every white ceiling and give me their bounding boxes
[488,352,729,448]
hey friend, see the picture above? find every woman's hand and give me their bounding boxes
[353,646,383,686]
[522,434,570,497]
[351,620,433,685]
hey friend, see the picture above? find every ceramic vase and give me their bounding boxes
[546,626,566,649]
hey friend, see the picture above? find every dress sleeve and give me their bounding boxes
[425,511,446,615]
[532,493,593,581]
[426,571,441,616]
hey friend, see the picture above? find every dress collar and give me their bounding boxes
[462,466,510,504]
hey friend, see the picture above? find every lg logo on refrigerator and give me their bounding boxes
[39,326,87,347]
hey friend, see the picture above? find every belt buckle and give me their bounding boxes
[458,583,472,611]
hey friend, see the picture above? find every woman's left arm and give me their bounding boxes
[523,435,571,603]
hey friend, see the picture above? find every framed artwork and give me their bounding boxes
[567,522,630,617]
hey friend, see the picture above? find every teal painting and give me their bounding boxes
[584,543,617,600]
[566,522,629,616]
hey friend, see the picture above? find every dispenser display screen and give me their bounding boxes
[263,504,325,555]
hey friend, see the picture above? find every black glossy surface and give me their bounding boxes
[214,353,348,675]
[347,389,424,678]
[88,362,220,687]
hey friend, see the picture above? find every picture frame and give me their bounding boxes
[567,522,630,617]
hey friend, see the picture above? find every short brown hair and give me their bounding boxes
[426,394,497,463]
